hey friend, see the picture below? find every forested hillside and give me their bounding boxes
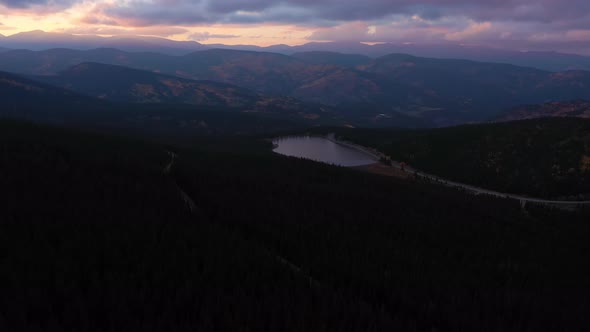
[0,69,314,139]
[34,62,332,121]
[2,119,590,331]
[497,100,590,121]
[322,118,590,198]
[3,48,590,126]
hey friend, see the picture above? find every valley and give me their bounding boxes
[1,48,590,126]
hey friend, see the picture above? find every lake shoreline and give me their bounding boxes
[272,135,379,167]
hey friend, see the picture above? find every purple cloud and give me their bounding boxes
[97,0,590,26]
[2,0,590,54]
[0,0,73,9]
[189,31,240,41]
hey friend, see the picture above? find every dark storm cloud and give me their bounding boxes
[5,0,589,29]
[98,0,590,28]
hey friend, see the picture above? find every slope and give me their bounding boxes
[38,63,313,112]
[320,118,590,198]
[0,70,308,137]
[497,100,590,121]
[2,118,590,331]
[2,48,590,126]
[0,70,107,120]
[291,51,372,67]
[0,119,380,331]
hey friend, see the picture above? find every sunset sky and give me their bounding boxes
[1,0,590,54]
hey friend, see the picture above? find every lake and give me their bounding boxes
[273,136,378,167]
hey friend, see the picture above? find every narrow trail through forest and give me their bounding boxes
[163,150,321,288]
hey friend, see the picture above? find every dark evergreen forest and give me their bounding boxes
[1,119,590,331]
[314,118,590,199]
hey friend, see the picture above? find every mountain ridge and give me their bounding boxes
[0,30,206,55]
[3,30,590,71]
[2,47,590,126]
[34,62,332,120]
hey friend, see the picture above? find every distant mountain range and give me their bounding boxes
[0,69,315,136]
[34,62,330,118]
[2,48,590,126]
[0,30,206,55]
[2,30,590,71]
[291,51,371,67]
[497,100,590,121]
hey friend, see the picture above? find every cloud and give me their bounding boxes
[60,26,189,37]
[0,21,17,31]
[0,0,74,10]
[445,21,493,41]
[0,0,66,7]
[189,31,240,41]
[2,0,590,53]
[307,22,378,42]
[4,0,590,29]
[81,15,119,26]
[93,0,590,27]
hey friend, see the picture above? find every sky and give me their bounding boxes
[1,0,590,54]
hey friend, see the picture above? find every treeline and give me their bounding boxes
[0,120,374,331]
[1,119,590,331]
[172,139,590,331]
[313,118,590,199]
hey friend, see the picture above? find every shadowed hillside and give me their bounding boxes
[0,70,108,120]
[35,62,331,120]
[291,51,372,67]
[3,48,590,125]
[319,118,590,198]
[0,70,308,138]
[1,119,590,331]
[497,100,590,121]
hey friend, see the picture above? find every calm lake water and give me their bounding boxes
[273,136,378,167]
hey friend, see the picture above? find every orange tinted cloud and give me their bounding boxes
[0,0,589,53]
